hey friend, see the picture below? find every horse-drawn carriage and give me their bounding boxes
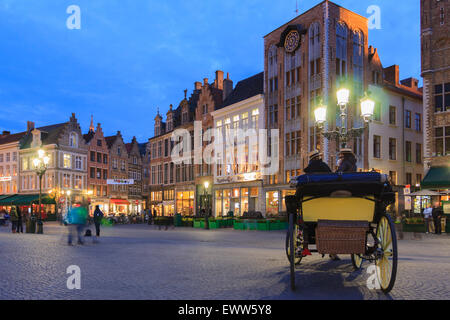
[285,172,397,293]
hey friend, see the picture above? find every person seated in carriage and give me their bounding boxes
[304,150,332,174]
[336,148,357,173]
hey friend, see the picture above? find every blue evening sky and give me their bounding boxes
[0,0,420,143]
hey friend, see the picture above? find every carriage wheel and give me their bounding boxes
[351,254,363,270]
[375,214,398,294]
[288,213,296,291]
[285,224,302,265]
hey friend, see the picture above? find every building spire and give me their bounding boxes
[89,114,94,132]
[295,0,299,16]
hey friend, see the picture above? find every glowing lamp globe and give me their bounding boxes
[361,97,375,121]
[336,88,350,106]
[314,105,327,125]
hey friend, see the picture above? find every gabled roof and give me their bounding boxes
[125,143,132,154]
[220,72,264,109]
[20,123,67,149]
[105,136,118,149]
[83,130,95,144]
[0,131,28,146]
[138,143,148,156]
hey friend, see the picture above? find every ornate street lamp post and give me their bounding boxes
[203,181,210,230]
[314,87,375,150]
[32,149,50,234]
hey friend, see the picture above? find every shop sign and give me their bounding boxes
[215,172,262,184]
[107,179,134,185]
[0,176,12,182]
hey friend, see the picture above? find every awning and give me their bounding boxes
[0,194,56,206]
[408,190,443,196]
[110,199,130,205]
[0,195,18,205]
[422,166,450,189]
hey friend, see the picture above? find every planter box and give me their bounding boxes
[193,220,202,228]
[402,223,426,233]
[209,220,219,229]
[246,220,257,230]
[233,221,245,230]
[257,221,270,231]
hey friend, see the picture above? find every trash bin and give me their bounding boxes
[27,215,36,234]
[174,213,182,227]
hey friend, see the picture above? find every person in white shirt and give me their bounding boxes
[423,205,433,234]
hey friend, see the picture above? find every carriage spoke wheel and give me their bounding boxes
[286,224,302,265]
[288,213,296,291]
[375,214,398,294]
[351,254,363,270]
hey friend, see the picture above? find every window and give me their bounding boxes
[64,154,71,169]
[103,169,107,180]
[97,139,102,147]
[352,31,364,92]
[415,113,422,132]
[405,141,412,162]
[75,156,82,170]
[90,151,95,162]
[118,147,121,156]
[389,138,397,160]
[90,167,95,179]
[103,154,108,164]
[373,135,381,158]
[405,110,411,128]
[389,106,396,125]
[435,126,450,156]
[121,160,126,171]
[97,153,102,163]
[164,139,169,157]
[268,105,277,126]
[242,113,249,131]
[69,133,78,148]
[6,153,10,162]
[389,171,397,185]
[406,173,412,186]
[96,168,101,179]
[416,143,422,164]
[373,102,381,122]
[434,83,450,112]
[416,174,422,185]
[336,22,347,79]
[252,109,259,129]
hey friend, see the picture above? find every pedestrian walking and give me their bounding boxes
[93,205,104,239]
[10,206,18,233]
[65,203,88,245]
[423,205,433,234]
[0,209,6,226]
[16,206,23,233]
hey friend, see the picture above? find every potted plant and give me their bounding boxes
[402,217,426,233]
[257,219,270,231]
[233,218,245,230]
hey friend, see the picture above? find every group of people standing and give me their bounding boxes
[0,206,24,233]
[423,204,445,235]
[65,204,104,245]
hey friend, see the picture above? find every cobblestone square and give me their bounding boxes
[0,223,449,300]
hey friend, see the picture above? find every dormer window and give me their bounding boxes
[69,133,78,148]
[155,124,160,136]
[182,111,188,124]
[203,104,208,114]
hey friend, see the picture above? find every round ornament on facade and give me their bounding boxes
[284,30,300,53]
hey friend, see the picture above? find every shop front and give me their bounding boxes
[0,194,56,219]
[89,198,110,215]
[110,198,130,215]
[175,190,194,216]
[129,198,144,214]
[264,187,295,216]
[213,180,263,217]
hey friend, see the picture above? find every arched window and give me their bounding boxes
[352,30,364,89]
[69,132,78,148]
[336,22,348,79]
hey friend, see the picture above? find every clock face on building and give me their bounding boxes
[284,30,300,53]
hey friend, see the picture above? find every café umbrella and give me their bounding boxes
[407,190,443,197]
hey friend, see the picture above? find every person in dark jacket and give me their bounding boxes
[10,206,18,233]
[93,205,104,238]
[304,150,332,174]
[16,206,23,233]
[337,148,357,173]
[432,204,443,235]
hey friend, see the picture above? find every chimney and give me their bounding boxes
[27,121,35,132]
[203,78,208,86]
[400,77,419,90]
[223,73,233,101]
[195,81,202,90]
[70,113,76,122]
[383,65,399,85]
[215,70,224,89]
